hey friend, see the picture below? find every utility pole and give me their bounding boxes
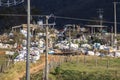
[26,0,30,80]
[97,9,104,31]
[69,26,71,51]
[111,26,114,47]
[65,24,72,51]
[37,15,55,80]
[45,16,49,80]
[113,1,118,46]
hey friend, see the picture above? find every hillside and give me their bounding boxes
[0,0,120,32]
[32,0,116,19]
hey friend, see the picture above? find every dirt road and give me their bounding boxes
[17,55,58,80]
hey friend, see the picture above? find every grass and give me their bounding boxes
[21,70,43,80]
[22,55,120,80]
[0,48,14,65]
[49,56,120,80]
[0,50,7,65]
[0,48,12,51]
[0,54,44,80]
[0,62,26,80]
[0,54,6,65]
[0,55,120,80]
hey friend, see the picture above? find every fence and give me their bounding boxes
[46,54,120,80]
[0,55,14,73]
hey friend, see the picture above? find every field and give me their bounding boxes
[0,54,120,80]
[0,48,14,66]
[26,55,120,80]
[0,54,51,80]
[0,49,7,65]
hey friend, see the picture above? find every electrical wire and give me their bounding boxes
[55,16,120,24]
[0,13,120,24]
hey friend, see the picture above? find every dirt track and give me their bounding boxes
[0,52,59,80]
[0,51,5,55]
[17,55,57,80]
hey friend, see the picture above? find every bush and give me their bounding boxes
[54,66,61,75]
[50,69,118,80]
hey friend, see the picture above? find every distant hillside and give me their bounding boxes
[0,0,120,32]
[31,0,115,19]
[31,0,120,30]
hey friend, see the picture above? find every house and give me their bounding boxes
[12,24,39,32]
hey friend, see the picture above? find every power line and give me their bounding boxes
[56,16,120,24]
[0,14,120,24]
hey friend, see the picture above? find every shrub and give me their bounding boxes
[54,66,61,75]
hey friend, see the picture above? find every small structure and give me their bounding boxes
[12,24,38,32]
[85,25,107,34]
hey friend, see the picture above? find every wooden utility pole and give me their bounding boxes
[113,1,117,46]
[97,8,104,31]
[45,16,49,80]
[69,26,71,51]
[44,15,56,80]
[26,0,30,80]
[111,26,114,47]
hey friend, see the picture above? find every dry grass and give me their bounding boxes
[0,54,49,80]
[0,54,120,80]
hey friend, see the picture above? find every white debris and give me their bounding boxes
[14,47,41,62]
[81,44,91,49]
[115,51,120,57]
[87,51,94,56]
[5,51,15,55]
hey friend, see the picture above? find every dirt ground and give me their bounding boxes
[0,51,59,80]
[17,55,57,80]
[0,51,5,55]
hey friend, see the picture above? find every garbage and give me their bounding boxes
[5,51,14,55]
[115,51,120,57]
[87,51,94,56]
[14,47,41,62]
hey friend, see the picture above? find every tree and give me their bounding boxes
[12,31,25,45]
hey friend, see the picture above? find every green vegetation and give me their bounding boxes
[0,48,12,51]
[0,54,44,80]
[0,50,8,65]
[12,31,25,45]
[50,69,119,80]
[49,58,120,80]
[0,54,6,65]
[0,49,18,65]
[28,56,120,80]
[0,55,120,80]
[88,36,106,44]
[21,70,43,80]
[0,62,26,80]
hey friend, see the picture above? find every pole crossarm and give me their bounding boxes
[38,23,56,26]
[0,0,24,7]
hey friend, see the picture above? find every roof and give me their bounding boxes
[12,24,38,29]
[85,25,107,28]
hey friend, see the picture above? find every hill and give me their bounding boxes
[0,0,120,32]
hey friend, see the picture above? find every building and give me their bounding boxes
[12,24,39,32]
